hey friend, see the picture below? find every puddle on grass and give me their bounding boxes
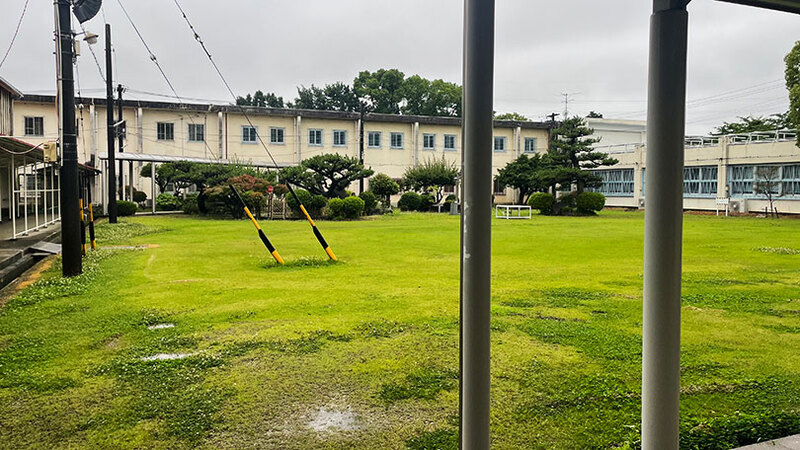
[308,406,358,432]
[141,352,195,361]
[147,323,175,330]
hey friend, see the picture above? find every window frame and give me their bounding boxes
[241,125,258,144]
[524,137,537,154]
[590,168,635,197]
[157,122,175,141]
[24,116,44,137]
[390,132,404,150]
[188,123,205,142]
[270,127,285,144]
[333,129,347,147]
[493,136,507,153]
[308,128,323,146]
[422,133,436,150]
[444,134,457,151]
[367,131,382,148]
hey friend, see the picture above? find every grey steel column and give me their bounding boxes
[460,0,495,448]
[642,1,689,449]
[105,24,118,222]
[151,162,156,213]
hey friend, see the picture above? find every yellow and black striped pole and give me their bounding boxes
[286,184,337,261]
[79,198,87,256]
[229,184,284,265]
[86,180,97,250]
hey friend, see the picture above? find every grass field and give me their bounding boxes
[2,211,800,449]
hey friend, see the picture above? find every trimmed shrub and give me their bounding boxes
[182,193,199,215]
[309,195,328,216]
[576,192,606,214]
[359,191,378,215]
[286,189,311,214]
[328,196,364,220]
[132,190,147,204]
[156,193,182,211]
[417,194,434,212]
[527,192,555,214]
[398,192,421,211]
[342,196,365,219]
[117,200,138,216]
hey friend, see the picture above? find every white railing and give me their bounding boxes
[592,143,639,154]
[8,155,60,239]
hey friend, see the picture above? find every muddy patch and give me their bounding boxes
[308,406,359,432]
[141,352,195,361]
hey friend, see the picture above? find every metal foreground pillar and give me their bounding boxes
[642,1,690,448]
[460,0,495,448]
[56,0,82,276]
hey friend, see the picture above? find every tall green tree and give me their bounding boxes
[548,116,617,194]
[279,154,374,199]
[369,173,400,207]
[712,114,791,135]
[494,154,551,204]
[401,76,461,117]
[786,40,800,145]
[494,112,529,121]
[353,69,406,114]
[291,82,359,112]
[236,90,284,108]
[401,157,459,203]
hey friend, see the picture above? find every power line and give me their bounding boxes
[0,0,30,70]
[115,0,219,161]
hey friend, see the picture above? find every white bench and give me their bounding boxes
[495,205,532,219]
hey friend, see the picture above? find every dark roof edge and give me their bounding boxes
[18,94,552,130]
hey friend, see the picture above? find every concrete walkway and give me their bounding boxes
[737,435,800,449]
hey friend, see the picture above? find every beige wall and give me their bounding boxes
[13,98,552,206]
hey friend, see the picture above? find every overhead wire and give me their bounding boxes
[172,0,338,260]
[114,0,219,161]
[0,0,29,70]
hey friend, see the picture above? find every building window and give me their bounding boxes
[494,136,506,152]
[444,134,456,151]
[524,137,537,154]
[188,123,205,142]
[309,129,323,146]
[683,166,717,197]
[242,125,257,143]
[368,131,381,148]
[24,117,44,136]
[493,179,505,195]
[391,132,404,149]
[782,165,800,196]
[333,130,347,147]
[729,164,800,198]
[423,133,435,150]
[270,127,285,144]
[590,169,635,197]
[444,185,455,194]
[157,122,175,141]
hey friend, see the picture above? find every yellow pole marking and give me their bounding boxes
[299,205,316,226]
[244,206,261,230]
[325,247,338,261]
[271,251,285,265]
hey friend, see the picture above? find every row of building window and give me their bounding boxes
[593,164,800,199]
[493,137,539,154]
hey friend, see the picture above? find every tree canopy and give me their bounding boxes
[786,40,800,146]
[369,173,400,206]
[712,114,792,135]
[401,157,459,203]
[548,116,617,194]
[279,154,374,199]
[494,112,530,121]
[494,154,551,204]
[290,82,360,112]
[236,90,285,108]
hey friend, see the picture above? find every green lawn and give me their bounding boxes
[2,211,800,449]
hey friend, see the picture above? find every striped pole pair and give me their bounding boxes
[229,185,284,265]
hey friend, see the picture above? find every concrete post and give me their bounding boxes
[642,1,689,449]
[460,0,495,448]
[151,162,156,213]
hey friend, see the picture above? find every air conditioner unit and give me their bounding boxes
[638,197,645,208]
[730,199,746,214]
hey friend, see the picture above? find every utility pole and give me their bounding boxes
[105,24,118,223]
[117,84,124,200]
[56,0,82,276]
[358,103,365,194]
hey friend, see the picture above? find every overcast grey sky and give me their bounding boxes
[1,0,798,134]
